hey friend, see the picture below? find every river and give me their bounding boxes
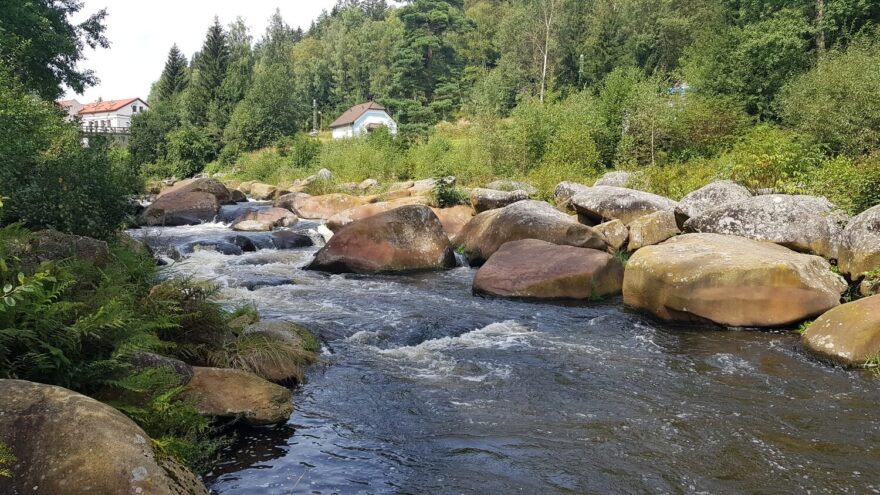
[129,202,880,495]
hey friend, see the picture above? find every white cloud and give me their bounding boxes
[65,0,338,102]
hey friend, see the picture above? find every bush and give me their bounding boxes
[804,154,880,214]
[166,123,215,178]
[779,38,880,156]
[628,160,719,200]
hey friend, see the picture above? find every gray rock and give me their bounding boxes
[683,194,849,259]
[470,188,529,213]
[316,168,333,180]
[593,219,629,251]
[554,181,592,211]
[594,171,635,188]
[570,186,679,225]
[675,180,752,222]
[270,230,315,249]
[129,352,194,384]
[486,180,538,196]
[838,204,880,278]
[358,178,379,190]
[627,210,681,251]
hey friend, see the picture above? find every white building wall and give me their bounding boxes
[80,99,149,130]
[353,110,398,137]
[332,126,355,139]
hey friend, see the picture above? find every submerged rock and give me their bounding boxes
[469,188,530,213]
[270,230,314,249]
[571,186,679,225]
[623,233,846,327]
[181,367,294,425]
[473,239,623,300]
[627,210,681,251]
[675,180,752,222]
[683,194,848,259]
[838,204,880,278]
[307,205,455,274]
[455,200,606,264]
[0,379,209,495]
[802,295,880,367]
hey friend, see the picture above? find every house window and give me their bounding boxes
[132,105,137,113]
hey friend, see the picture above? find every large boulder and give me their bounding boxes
[473,239,623,300]
[623,233,847,327]
[594,170,635,188]
[239,321,320,383]
[307,205,455,274]
[22,230,110,268]
[181,367,293,425]
[138,190,220,226]
[250,183,283,200]
[486,180,538,196]
[159,177,234,205]
[554,181,592,211]
[270,230,314,249]
[454,200,607,264]
[838,204,880,278]
[469,188,529,213]
[431,205,474,238]
[627,210,681,251]
[358,178,379,191]
[683,194,848,259]
[675,180,752,222]
[290,193,367,220]
[274,192,311,211]
[0,379,208,495]
[231,207,298,232]
[128,352,194,384]
[802,295,880,367]
[571,186,679,225]
[325,196,430,232]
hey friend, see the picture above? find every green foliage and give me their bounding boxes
[779,38,880,155]
[795,320,813,335]
[166,124,214,178]
[0,0,109,99]
[155,44,189,103]
[628,160,718,200]
[0,72,138,239]
[803,154,880,214]
[0,441,14,478]
[433,178,469,207]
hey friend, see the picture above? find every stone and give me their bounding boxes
[238,180,257,194]
[229,189,247,203]
[627,210,681,251]
[594,170,635,188]
[139,190,220,226]
[554,181,592,211]
[0,380,209,495]
[358,178,379,190]
[431,205,475,238]
[454,200,607,264]
[325,196,431,232]
[23,230,111,268]
[623,233,847,327]
[469,188,530,213]
[683,194,849,259]
[486,180,538,196]
[289,193,366,220]
[250,183,279,200]
[274,192,311,212]
[473,239,624,300]
[316,168,333,180]
[571,186,679,225]
[239,321,319,383]
[838,204,880,278]
[158,177,234,205]
[802,295,880,367]
[181,367,293,425]
[409,178,441,195]
[307,205,455,274]
[128,352,194,384]
[270,230,314,249]
[593,219,629,251]
[231,207,298,232]
[675,180,752,222]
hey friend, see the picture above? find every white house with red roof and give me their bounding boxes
[76,97,149,131]
[329,101,397,139]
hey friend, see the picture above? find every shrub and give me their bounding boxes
[804,153,880,214]
[165,123,215,178]
[628,160,719,200]
[779,38,880,155]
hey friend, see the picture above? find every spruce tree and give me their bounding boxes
[187,18,229,127]
[156,44,188,102]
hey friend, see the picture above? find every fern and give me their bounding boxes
[0,441,14,478]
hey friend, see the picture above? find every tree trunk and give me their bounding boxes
[816,0,826,51]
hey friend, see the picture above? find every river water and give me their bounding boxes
[129,202,880,495]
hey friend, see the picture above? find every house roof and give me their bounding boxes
[78,97,145,115]
[329,102,387,128]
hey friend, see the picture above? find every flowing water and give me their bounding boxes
[129,203,880,495]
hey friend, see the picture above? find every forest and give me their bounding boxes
[126,0,880,210]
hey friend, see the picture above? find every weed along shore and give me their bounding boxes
[3,1,880,493]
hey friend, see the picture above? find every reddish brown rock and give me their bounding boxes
[159,177,234,205]
[325,196,431,232]
[138,190,220,226]
[307,205,455,274]
[431,205,475,238]
[181,367,293,425]
[231,207,298,231]
[473,239,623,300]
[290,193,367,220]
[802,295,880,366]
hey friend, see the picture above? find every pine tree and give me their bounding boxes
[186,18,229,127]
[156,44,189,102]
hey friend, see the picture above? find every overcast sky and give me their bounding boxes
[65,0,338,102]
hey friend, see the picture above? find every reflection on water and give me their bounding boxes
[128,218,880,495]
